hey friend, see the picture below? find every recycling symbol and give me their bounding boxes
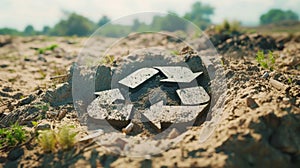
[87,65,210,131]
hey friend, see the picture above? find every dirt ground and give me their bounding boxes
[0,30,299,168]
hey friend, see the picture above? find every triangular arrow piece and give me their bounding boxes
[154,66,202,83]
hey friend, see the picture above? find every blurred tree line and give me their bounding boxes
[0,1,299,37]
[0,2,214,37]
[260,9,299,25]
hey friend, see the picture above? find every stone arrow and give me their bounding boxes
[118,68,159,89]
[176,86,210,105]
[153,66,202,83]
[88,88,133,120]
[143,101,164,129]
[143,100,208,130]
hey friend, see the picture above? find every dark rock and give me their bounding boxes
[0,36,12,47]
[42,83,72,106]
[24,58,31,62]
[46,111,58,119]
[7,148,24,161]
[2,86,13,92]
[261,72,269,79]
[12,92,23,99]
[246,97,259,109]
[36,123,51,131]
[19,94,36,106]
[0,64,8,68]
[95,65,112,92]
[0,91,11,98]
[38,55,47,62]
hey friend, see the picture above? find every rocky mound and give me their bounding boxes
[206,28,284,57]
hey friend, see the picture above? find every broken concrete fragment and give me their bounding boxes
[106,104,134,121]
[42,82,72,106]
[122,122,134,134]
[94,88,124,104]
[162,104,208,123]
[270,79,290,91]
[87,97,107,119]
[118,68,159,89]
[87,97,133,120]
[19,94,36,106]
[176,86,210,105]
[154,66,202,83]
[95,65,112,92]
[143,101,164,129]
[143,101,208,129]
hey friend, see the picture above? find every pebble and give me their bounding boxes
[282,97,290,104]
[58,109,67,120]
[7,148,24,161]
[0,64,8,68]
[246,97,259,109]
[261,72,269,79]
[47,111,58,119]
[19,94,36,106]
[36,123,51,131]
[270,79,290,91]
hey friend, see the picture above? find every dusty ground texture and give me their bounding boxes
[0,31,299,168]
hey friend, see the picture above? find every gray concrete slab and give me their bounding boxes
[176,86,210,105]
[94,88,124,104]
[142,101,208,129]
[154,66,202,83]
[118,68,159,89]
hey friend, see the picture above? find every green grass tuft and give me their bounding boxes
[38,130,56,152]
[0,123,27,148]
[256,50,276,70]
[38,44,59,54]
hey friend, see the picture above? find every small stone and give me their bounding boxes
[282,97,289,104]
[246,97,259,109]
[38,54,47,62]
[95,65,112,92]
[36,123,51,131]
[2,86,13,92]
[270,79,290,91]
[47,111,58,119]
[261,72,269,79]
[24,58,31,62]
[12,92,23,99]
[19,94,36,106]
[0,64,8,68]
[42,82,72,106]
[58,109,67,120]
[7,148,24,161]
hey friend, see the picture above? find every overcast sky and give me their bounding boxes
[1,0,300,31]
